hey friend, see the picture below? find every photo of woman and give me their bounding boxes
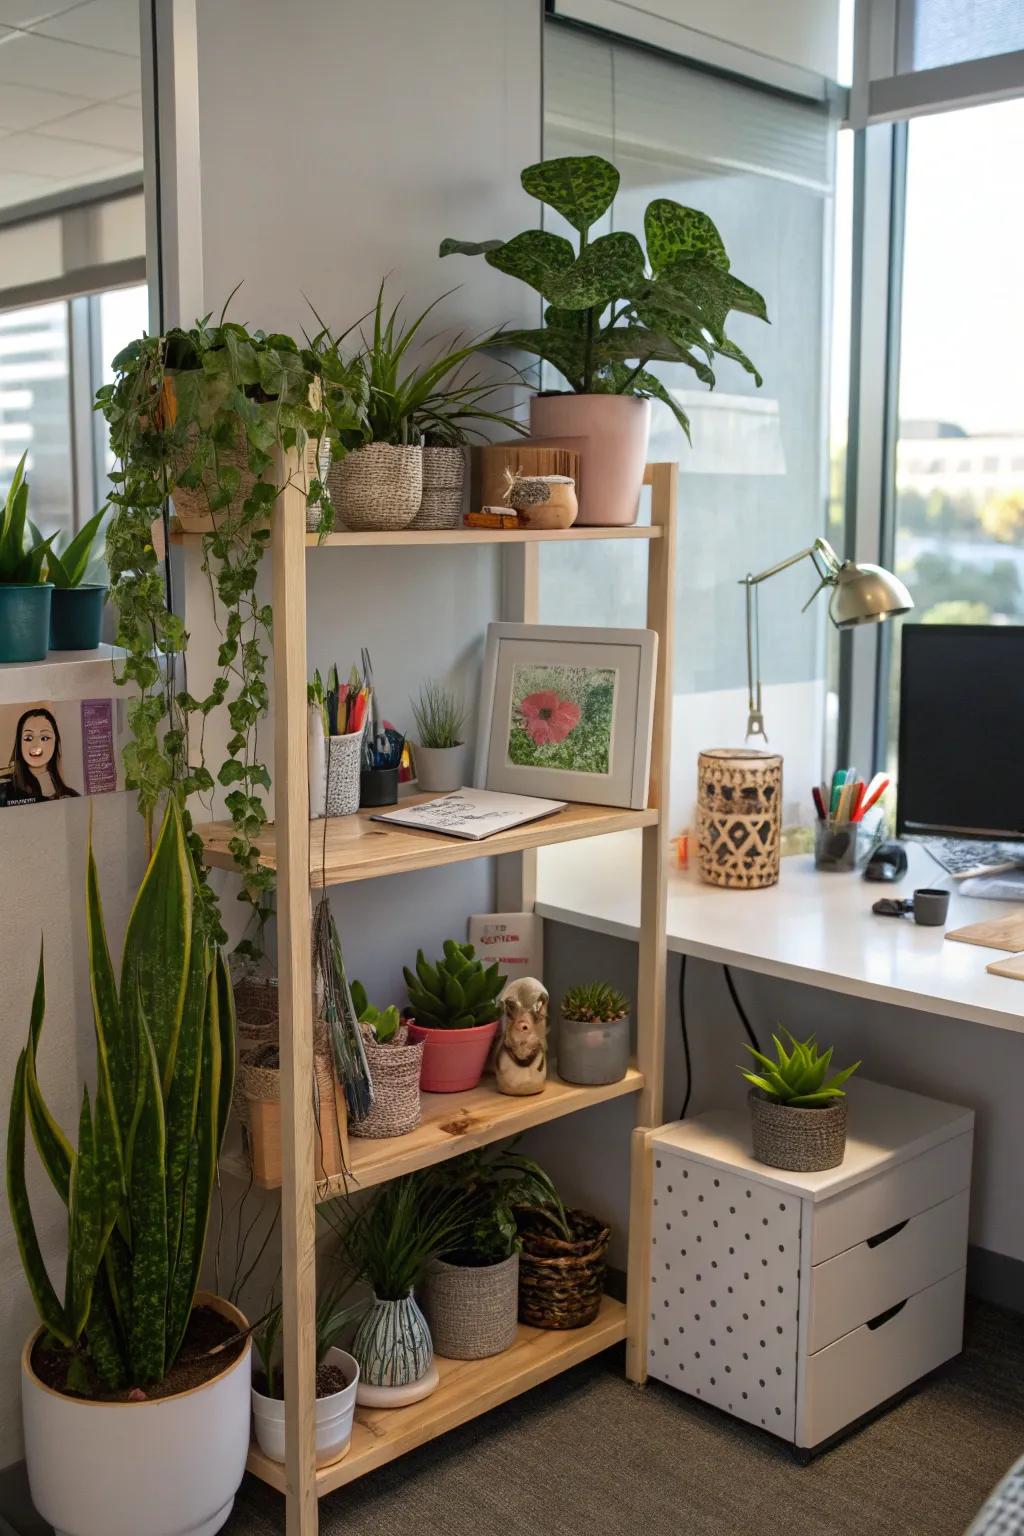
[0,708,80,805]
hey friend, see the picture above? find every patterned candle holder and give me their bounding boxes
[697,748,782,889]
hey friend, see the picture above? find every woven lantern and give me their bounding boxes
[697,748,783,889]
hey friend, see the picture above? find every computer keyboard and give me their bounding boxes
[923,840,1024,879]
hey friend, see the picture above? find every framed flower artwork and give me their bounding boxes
[475,623,658,809]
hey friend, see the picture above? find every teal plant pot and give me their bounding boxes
[0,584,52,663]
[49,584,107,651]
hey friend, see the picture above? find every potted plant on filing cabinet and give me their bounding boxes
[741,1029,861,1172]
[8,797,249,1536]
[403,939,506,1092]
[441,154,768,525]
[0,451,55,662]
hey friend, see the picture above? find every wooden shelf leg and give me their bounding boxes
[273,448,319,1534]
[626,1124,655,1383]
[495,542,540,912]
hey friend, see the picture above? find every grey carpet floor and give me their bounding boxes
[226,1300,1024,1536]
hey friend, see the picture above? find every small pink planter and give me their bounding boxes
[408,1019,498,1093]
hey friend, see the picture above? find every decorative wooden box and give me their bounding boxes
[647,1079,973,1454]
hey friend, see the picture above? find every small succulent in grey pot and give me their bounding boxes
[557,982,630,1086]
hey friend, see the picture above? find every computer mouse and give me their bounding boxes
[864,841,908,882]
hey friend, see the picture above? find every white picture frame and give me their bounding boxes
[474,623,658,810]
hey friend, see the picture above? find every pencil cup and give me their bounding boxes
[360,766,399,808]
[814,820,878,872]
[323,731,363,817]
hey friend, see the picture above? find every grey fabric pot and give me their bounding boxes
[421,1253,519,1360]
[748,1090,848,1172]
[557,1013,630,1085]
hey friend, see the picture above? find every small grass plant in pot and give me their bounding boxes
[410,679,468,792]
[251,1285,361,1468]
[742,1029,861,1173]
[420,1144,563,1360]
[558,982,631,1085]
[442,154,767,525]
[46,506,108,651]
[0,451,56,662]
[403,939,506,1092]
[320,1175,469,1406]
[8,797,248,1536]
[348,979,424,1139]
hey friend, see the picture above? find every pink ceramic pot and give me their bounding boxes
[529,393,651,526]
[408,1019,498,1093]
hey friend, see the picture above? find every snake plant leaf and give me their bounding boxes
[645,199,730,273]
[168,965,222,1360]
[23,941,73,1205]
[7,1050,73,1346]
[439,237,506,258]
[0,454,29,581]
[163,935,208,1279]
[121,795,192,1092]
[65,1088,112,1342]
[485,229,576,299]
[521,155,620,234]
[127,1006,168,1384]
[214,948,235,1152]
[84,1268,128,1392]
[49,506,107,589]
[86,844,126,1180]
[545,232,646,311]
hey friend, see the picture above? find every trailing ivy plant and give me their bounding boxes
[97,311,366,951]
[441,153,769,440]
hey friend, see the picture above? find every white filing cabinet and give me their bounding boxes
[647,1079,974,1453]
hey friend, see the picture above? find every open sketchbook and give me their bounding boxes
[371,787,567,841]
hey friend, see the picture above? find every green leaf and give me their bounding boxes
[121,796,193,1091]
[645,199,729,273]
[545,232,646,310]
[126,1005,168,1384]
[521,155,619,235]
[7,1050,72,1345]
[715,335,764,388]
[24,941,73,1205]
[488,326,584,391]
[86,846,125,1182]
[620,368,691,443]
[65,1089,116,1341]
[52,506,108,588]
[439,237,506,258]
[485,229,576,299]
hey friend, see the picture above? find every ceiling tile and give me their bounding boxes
[41,100,140,150]
[0,166,57,207]
[0,80,91,128]
[36,0,138,58]
[0,126,127,174]
[0,29,139,98]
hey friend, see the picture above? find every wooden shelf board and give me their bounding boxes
[245,1295,627,1497]
[199,797,659,887]
[219,1068,643,1197]
[169,522,659,547]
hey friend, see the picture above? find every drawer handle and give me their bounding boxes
[866,1219,908,1249]
[866,1299,908,1331]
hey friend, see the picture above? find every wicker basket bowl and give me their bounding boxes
[516,1207,610,1330]
[334,443,422,531]
[421,1253,519,1359]
[748,1090,848,1172]
[411,445,465,530]
[349,1024,424,1140]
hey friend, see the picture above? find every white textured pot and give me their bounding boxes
[529,393,651,526]
[412,742,469,793]
[334,443,422,531]
[251,1348,359,1468]
[21,1294,250,1536]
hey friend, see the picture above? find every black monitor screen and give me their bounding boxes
[897,624,1024,841]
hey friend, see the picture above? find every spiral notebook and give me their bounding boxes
[371,787,566,841]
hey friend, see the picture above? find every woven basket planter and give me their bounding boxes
[411,445,465,530]
[697,748,783,890]
[349,1024,424,1140]
[516,1207,610,1330]
[421,1253,519,1360]
[240,1037,349,1184]
[748,1090,848,1172]
[334,443,422,532]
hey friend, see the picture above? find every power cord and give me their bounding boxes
[723,964,761,1056]
[678,958,762,1121]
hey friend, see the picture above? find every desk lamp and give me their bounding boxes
[741,537,912,740]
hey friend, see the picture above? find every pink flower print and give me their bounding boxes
[519,690,581,746]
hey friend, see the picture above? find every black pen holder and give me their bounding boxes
[814,820,879,872]
[360,766,399,808]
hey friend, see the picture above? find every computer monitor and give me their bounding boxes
[896,624,1024,842]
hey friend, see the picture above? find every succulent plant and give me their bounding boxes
[741,1029,860,1108]
[561,981,629,1023]
[403,940,505,1031]
[350,979,401,1045]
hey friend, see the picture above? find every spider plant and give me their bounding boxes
[253,1281,363,1400]
[410,680,465,749]
[320,1174,469,1300]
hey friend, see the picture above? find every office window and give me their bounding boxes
[540,24,842,831]
[884,98,1024,771]
[906,0,1024,71]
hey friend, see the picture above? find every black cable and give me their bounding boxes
[678,952,692,1119]
[723,963,761,1055]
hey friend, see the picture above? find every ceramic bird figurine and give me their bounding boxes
[493,978,549,1096]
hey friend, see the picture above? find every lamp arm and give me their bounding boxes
[739,539,843,743]
[743,537,843,589]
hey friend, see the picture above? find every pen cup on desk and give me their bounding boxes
[813,819,880,872]
[360,766,399,808]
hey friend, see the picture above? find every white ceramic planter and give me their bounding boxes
[412,742,468,793]
[251,1347,359,1468]
[21,1294,250,1536]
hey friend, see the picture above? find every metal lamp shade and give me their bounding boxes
[829,561,913,628]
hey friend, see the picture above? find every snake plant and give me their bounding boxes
[6,797,235,1392]
[741,1029,860,1108]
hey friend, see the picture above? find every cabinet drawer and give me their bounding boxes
[811,1133,973,1264]
[807,1189,969,1353]
[799,1268,965,1448]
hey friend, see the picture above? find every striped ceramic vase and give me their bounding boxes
[351,1292,433,1388]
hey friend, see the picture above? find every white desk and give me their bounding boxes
[536,833,1024,1036]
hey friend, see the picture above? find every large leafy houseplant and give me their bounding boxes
[7,796,235,1393]
[97,312,365,950]
[441,153,768,439]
